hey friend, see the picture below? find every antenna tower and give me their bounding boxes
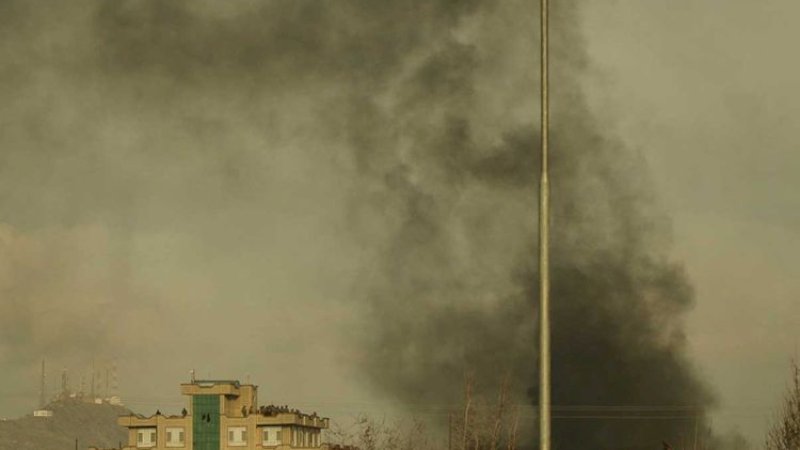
[39,359,46,408]
[91,360,96,399]
[111,361,119,396]
[61,368,68,398]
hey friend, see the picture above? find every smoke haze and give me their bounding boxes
[3,1,795,449]
[343,3,715,448]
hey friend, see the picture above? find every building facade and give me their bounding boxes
[117,380,329,450]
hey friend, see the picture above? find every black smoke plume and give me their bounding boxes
[342,2,716,449]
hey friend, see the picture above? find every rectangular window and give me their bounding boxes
[228,426,247,447]
[136,429,157,448]
[262,426,281,446]
[167,427,185,448]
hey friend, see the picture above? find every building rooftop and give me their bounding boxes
[179,379,254,397]
[121,378,329,429]
[191,379,242,387]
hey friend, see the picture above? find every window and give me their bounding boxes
[262,426,282,446]
[166,427,185,448]
[228,426,248,447]
[136,429,157,448]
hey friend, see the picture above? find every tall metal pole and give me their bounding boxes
[39,359,46,408]
[538,0,551,449]
[91,359,95,399]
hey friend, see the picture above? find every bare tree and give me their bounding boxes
[332,374,520,450]
[765,360,800,450]
[328,414,433,450]
[489,375,510,450]
[506,405,519,450]
[450,372,521,450]
[462,372,474,450]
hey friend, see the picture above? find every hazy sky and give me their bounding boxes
[0,1,797,447]
[581,1,800,441]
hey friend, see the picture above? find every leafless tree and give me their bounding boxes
[330,373,520,450]
[765,360,800,450]
[506,405,519,450]
[462,372,474,450]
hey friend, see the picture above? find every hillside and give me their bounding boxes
[0,399,129,450]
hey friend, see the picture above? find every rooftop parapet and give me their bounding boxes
[180,379,250,397]
[253,411,329,429]
[117,413,189,428]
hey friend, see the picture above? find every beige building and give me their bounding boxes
[117,379,329,450]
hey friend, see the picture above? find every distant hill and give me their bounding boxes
[0,399,129,450]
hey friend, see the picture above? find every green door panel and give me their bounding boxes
[193,395,220,450]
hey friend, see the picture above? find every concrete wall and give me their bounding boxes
[223,385,257,418]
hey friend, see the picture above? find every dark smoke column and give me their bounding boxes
[340,1,717,449]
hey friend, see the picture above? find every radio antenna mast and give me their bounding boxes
[39,359,46,408]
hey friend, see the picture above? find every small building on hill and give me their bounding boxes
[116,379,329,450]
[32,409,54,418]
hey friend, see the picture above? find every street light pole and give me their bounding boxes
[538,0,551,449]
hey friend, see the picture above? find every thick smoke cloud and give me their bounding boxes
[339,2,717,449]
[0,1,716,448]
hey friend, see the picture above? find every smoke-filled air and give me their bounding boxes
[3,1,795,450]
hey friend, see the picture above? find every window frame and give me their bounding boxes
[136,428,157,449]
[227,426,248,447]
[166,426,186,448]
[262,426,282,447]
